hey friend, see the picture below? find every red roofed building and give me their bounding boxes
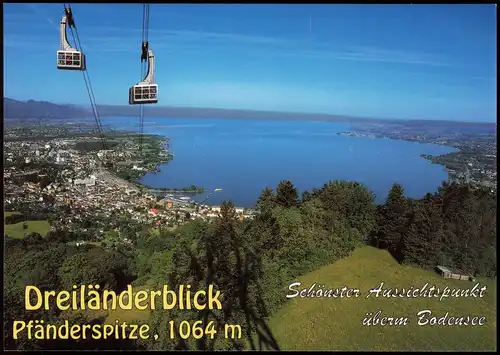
[148,208,159,215]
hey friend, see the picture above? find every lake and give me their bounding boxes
[100,116,456,207]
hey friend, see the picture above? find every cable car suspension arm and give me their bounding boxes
[139,4,150,154]
[64,4,108,152]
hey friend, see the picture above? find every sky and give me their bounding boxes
[3,4,497,122]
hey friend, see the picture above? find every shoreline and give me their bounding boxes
[108,133,207,202]
[110,123,490,207]
[346,128,462,182]
[131,127,458,206]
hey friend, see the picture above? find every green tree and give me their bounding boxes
[301,190,312,203]
[148,200,279,351]
[273,207,309,267]
[275,180,299,208]
[256,187,276,212]
[58,248,131,290]
[311,180,376,240]
[400,198,443,268]
[378,183,410,259]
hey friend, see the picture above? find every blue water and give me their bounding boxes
[99,116,456,207]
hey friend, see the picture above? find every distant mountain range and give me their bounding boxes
[3,97,370,123]
[3,98,495,129]
[3,98,92,120]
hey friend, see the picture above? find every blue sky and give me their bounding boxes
[3,4,497,122]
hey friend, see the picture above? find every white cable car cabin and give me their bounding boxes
[57,15,86,70]
[129,49,158,105]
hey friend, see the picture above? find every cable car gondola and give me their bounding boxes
[129,48,158,105]
[57,7,86,70]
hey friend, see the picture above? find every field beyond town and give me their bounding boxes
[4,212,50,239]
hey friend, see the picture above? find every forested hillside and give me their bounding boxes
[4,180,496,350]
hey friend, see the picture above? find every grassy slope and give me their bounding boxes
[4,212,51,238]
[268,246,497,351]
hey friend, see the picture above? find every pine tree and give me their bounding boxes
[401,198,443,267]
[380,183,410,258]
[275,180,300,208]
[256,187,276,212]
